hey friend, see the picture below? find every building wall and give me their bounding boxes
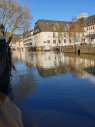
[23,31,33,49]
[33,31,83,50]
[84,25,95,44]
[84,25,95,35]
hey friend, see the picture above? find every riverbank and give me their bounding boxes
[61,45,95,54]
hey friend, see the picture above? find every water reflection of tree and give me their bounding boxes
[16,74,37,97]
[37,65,67,77]
[12,51,95,78]
[85,66,95,75]
[64,53,95,76]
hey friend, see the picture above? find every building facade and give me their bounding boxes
[33,19,84,51]
[11,30,34,50]
[11,13,95,51]
[78,13,95,44]
[23,30,34,50]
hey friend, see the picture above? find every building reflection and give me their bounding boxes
[11,51,95,127]
[12,51,95,78]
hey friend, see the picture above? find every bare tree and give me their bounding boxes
[68,21,84,44]
[0,0,32,43]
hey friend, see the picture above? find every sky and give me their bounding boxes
[20,0,95,28]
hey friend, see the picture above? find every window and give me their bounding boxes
[64,33,66,37]
[59,40,61,43]
[69,33,71,37]
[64,39,66,43]
[43,41,46,43]
[47,40,50,44]
[53,33,55,37]
[93,26,95,29]
[53,40,56,43]
[69,39,72,43]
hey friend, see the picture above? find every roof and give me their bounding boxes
[85,15,95,26]
[33,19,71,34]
[78,15,95,27]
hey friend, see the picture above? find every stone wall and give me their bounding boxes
[61,45,76,53]
[62,45,95,54]
[80,45,95,54]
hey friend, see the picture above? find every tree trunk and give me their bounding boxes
[7,33,13,44]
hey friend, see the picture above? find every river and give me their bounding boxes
[4,51,95,127]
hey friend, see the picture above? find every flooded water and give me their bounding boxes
[1,51,95,127]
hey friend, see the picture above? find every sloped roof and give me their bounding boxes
[78,15,95,26]
[86,15,95,26]
[33,19,71,34]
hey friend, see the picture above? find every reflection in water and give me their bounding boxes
[11,51,95,127]
[0,68,10,95]
[12,51,95,78]
[85,66,95,75]
[0,55,24,127]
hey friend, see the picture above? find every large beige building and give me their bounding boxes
[11,13,95,51]
[33,19,84,51]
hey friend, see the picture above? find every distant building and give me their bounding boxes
[11,13,95,51]
[23,30,34,50]
[78,13,95,44]
[11,30,34,50]
[33,20,70,50]
[33,19,84,50]
[77,13,89,20]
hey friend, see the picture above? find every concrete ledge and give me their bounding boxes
[62,45,95,54]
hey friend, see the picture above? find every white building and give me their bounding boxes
[78,13,95,44]
[33,19,84,51]
[11,30,34,50]
[23,30,34,50]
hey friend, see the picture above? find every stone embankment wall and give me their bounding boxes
[80,45,95,54]
[62,45,95,54]
[62,45,76,53]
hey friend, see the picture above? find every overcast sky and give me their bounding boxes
[20,0,95,28]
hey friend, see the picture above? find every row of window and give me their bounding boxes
[53,32,67,37]
[86,26,95,31]
[23,39,32,43]
[24,42,32,46]
[43,40,61,44]
[86,20,95,26]
[43,39,75,44]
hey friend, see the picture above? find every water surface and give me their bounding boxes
[10,51,95,127]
